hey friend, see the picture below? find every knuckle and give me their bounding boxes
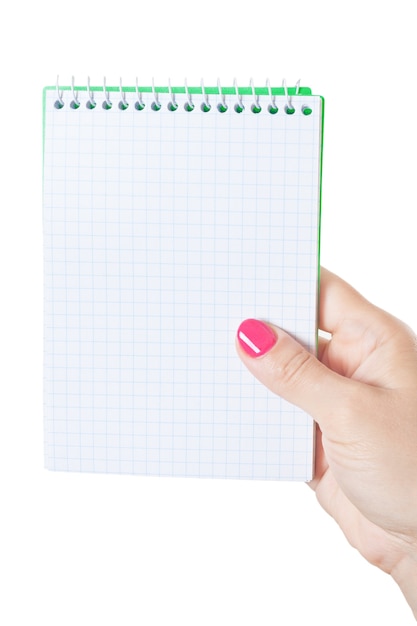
[272,346,314,390]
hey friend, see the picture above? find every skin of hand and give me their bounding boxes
[236,268,417,618]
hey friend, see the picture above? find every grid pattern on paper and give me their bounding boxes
[43,87,322,480]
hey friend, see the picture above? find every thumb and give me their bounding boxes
[236,318,360,435]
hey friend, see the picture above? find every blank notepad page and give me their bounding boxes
[43,82,323,480]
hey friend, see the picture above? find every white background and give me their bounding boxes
[1,1,416,624]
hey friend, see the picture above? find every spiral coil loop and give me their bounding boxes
[55,75,64,109]
[233,78,244,113]
[184,79,194,112]
[135,78,145,111]
[250,78,261,113]
[86,76,96,109]
[200,79,211,113]
[217,78,228,113]
[119,78,128,110]
[102,77,112,110]
[167,79,177,111]
[70,76,80,109]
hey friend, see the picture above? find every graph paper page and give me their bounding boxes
[43,85,322,480]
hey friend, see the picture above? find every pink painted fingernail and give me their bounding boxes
[237,319,277,357]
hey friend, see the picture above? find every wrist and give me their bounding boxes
[391,545,417,620]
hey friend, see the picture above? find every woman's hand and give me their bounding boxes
[236,268,417,618]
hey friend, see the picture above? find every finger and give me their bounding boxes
[319,267,383,335]
[317,333,330,362]
[319,268,417,386]
[236,318,369,439]
[308,426,328,490]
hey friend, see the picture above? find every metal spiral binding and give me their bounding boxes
[54,76,311,115]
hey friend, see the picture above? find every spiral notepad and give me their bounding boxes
[43,79,323,480]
